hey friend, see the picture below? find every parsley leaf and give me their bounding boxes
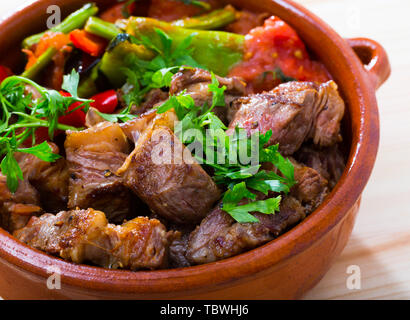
[0,71,89,192]
[62,69,81,98]
[1,150,23,193]
[117,29,202,114]
[94,110,137,123]
[208,72,227,109]
[17,142,61,162]
[221,182,281,223]
[156,74,296,224]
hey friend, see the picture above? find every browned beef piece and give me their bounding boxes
[169,232,191,268]
[15,143,69,212]
[0,143,67,231]
[295,144,346,189]
[85,107,106,128]
[65,122,132,223]
[0,174,42,232]
[228,81,345,155]
[14,208,173,270]
[168,223,196,268]
[290,158,329,213]
[253,196,306,237]
[186,203,269,265]
[123,126,221,224]
[129,88,169,116]
[186,158,329,265]
[224,10,269,35]
[119,109,177,144]
[186,196,305,265]
[170,68,247,123]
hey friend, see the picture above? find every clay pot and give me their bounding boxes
[0,0,390,299]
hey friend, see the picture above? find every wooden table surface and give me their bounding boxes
[292,0,410,300]
[0,0,409,300]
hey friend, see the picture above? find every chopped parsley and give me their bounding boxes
[0,70,91,192]
[119,28,203,110]
[157,74,296,223]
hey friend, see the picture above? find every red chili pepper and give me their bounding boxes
[58,91,86,127]
[21,127,50,147]
[69,29,108,57]
[90,90,118,114]
[0,65,12,83]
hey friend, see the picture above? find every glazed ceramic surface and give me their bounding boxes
[0,0,390,299]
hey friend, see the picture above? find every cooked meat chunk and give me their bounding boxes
[0,174,41,232]
[85,107,106,128]
[129,88,168,116]
[170,68,247,123]
[186,158,328,265]
[186,203,272,264]
[168,224,196,268]
[169,232,191,268]
[15,142,69,212]
[186,196,305,265]
[311,82,346,146]
[290,158,329,213]
[119,109,177,144]
[103,217,171,270]
[295,144,345,188]
[65,122,132,223]
[228,81,345,155]
[224,10,269,35]
[14,209,105,258]
[253,196,306,237]
[0,143,67,231]
[14,208,172,270]
[123,126,221,224]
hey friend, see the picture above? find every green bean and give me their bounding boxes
[125,17,244,76]
[22,3,98,49]
[84,17,122,40]
[21,47,57,79]
[171,6,237,30]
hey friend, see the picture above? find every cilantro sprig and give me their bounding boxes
[0,70,91,192]
[157,73,296,223]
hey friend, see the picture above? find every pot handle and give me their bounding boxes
[347,38,391,89]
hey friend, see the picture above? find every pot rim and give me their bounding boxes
[0,0,380,294]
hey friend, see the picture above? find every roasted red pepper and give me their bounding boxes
[0,65,12,83]
[99,2,139,23]
[90,90,118,114]
[69,29,107,57]
[58,91,86,127]
[21,127,50,147]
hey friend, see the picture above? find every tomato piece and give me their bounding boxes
[229,16,330,93]
[90,90,118,114]
[69,30,107,57]
[58,91,86,127]
[0,65,12,83]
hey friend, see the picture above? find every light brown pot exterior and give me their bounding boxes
[0,0,390,299]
